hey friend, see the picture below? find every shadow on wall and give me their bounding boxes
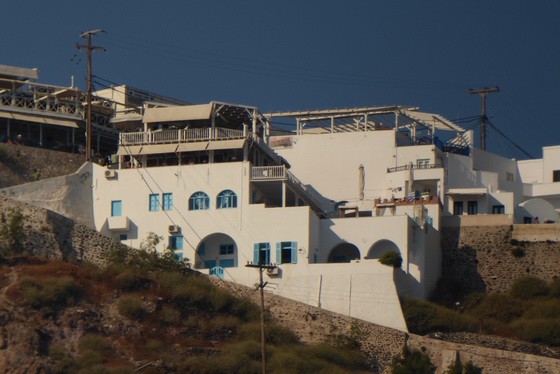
[441,227,487,296]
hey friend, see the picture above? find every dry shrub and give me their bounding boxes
[19,276,81,312]
[117,295,146,320]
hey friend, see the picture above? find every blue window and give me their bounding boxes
[217,190,237,209]
[149,194,160,211]
[189,191,210,210]
[163,193,173,211]
[205,260,216,269]
[253,243,271,265]
[111,201,122,217]
[220,244,234,255]
[174,252,184,262]
[119,234,128,241]
[220,259,234,268]
[276,242,298,264]
[169,236,184,250]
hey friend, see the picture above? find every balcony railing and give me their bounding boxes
[250,165,286,180]
[387,163,443,173]
[119,127,246,145]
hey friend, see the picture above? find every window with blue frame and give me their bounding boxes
[174,252,184,262]
[217,190,238,209]
[163,193,173,210]
[253,243,271,265]
[276,241,298,264]
[220,244,234,255]
[168,236,184,250]
[149,194,160,211]
[111,200,122,217]
[189,192,210,210]
[220,259,234,268]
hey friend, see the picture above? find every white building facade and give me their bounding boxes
[3,101,559,332]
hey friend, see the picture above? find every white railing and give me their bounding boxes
[120,127,246,146]
[250,165,286,180]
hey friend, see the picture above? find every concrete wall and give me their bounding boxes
[212,277,560,374]
[543,146,560,184]
[0,163,95,228]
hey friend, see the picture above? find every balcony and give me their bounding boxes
[119,127,246,146]
[107,216,130,231]
[387,163,443,173]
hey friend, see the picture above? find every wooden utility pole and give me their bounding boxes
[245,261,277,374]
[76,29,105,161]
[468,87,499,151]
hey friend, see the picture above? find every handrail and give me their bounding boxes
[387,164,443,173]
[120,127,246,145]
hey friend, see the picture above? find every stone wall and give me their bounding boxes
[210,277,560,373]
[441,225,560,294]
[0,143,85,188]
[0,197,123,267]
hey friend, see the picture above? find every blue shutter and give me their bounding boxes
[176,236,184,250]
[276,243,281,264]
[254,243,259,264]
[265,243,271,264]
[291,242,298,264]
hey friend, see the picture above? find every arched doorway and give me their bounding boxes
[367,239,400,259]
[327,243,360,263]
[195,233,238,269]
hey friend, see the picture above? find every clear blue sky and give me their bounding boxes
[3,1,559,159]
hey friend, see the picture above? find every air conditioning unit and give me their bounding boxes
[105,170,117,179]
[266,267,280,276]
[168,225,180,234]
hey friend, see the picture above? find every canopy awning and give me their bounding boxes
[0,111,79,128]
[207,139,246,150]
[117,145,143,155]
[143,103,213,123]
[176,142,209,152]
[447,188,487,196]
[139,144,178,155]
[400,110,465,132]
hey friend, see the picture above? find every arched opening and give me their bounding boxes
[195,233,238,269]
[327,243,360,263]
[367,239,400,259]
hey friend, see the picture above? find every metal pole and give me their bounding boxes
[468,87,499,152]
[259,266,267,374]
[76,29,105,161]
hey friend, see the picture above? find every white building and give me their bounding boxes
[3,100,559,332]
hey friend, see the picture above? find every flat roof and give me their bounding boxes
[0,65,39,80]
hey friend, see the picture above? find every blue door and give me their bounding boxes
[210,266,224,279]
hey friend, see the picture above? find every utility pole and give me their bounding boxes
[468,87,499,151]
[76,29,106,161]
[245,260,277,374]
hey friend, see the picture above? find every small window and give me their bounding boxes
[219,244,234,255]
[492,205,505,214]
[217,190,238,209]
[276,242,298,264]
[417,159,430,169]
[467,201,478,215]
[111,201,122,217]
[554,170,560,182]
[119,234,128,241]
[189,192,210,210]
[506,172,514,181]
[174,252,184,262]
[169,236,184,250]
[149,194,160,211]
[453,201,463,215]
[163,193,173,211]
[253,243,270,265]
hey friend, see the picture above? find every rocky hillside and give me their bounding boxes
[0,143,84,188]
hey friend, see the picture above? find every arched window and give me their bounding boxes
[189,191,210,210]
[217,190,237,209]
